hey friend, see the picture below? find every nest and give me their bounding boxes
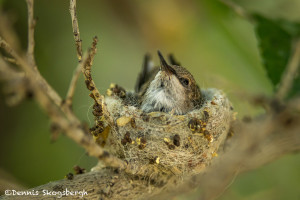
[92,88,234,177]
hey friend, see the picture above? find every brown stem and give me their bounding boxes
[26,0,36,67]
[65,0,84,108]
[69,0,83,61]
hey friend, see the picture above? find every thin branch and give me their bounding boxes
[79,37,113,122]
[0,2,128,169]
[1,1,128,170]
[0,54,127,169]
[68,0,129,170]
[65,0,84,108]
[276,39,300,100]
[0,58,26,106]
[82,36,103,105]
[69,0,83,61]
[3,57,19,65]
[69,0,105,116]
[35,90,127,170]
[0,57,23,81]
[0,40,127,170]
[26,0,36,67]
[0,34,127,169]
[68,0,128,170]
[0,36,62,107]
[65,61,82,107]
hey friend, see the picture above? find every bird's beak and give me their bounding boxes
[157,50,176,76]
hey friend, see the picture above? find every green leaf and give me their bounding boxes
[254,14,300,97]
[254,15,292,87]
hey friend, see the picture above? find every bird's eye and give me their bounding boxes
[180,78,189,87]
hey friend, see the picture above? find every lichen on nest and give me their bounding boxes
[91,87,234,177]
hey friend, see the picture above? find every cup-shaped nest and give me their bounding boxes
[94,88,234,177]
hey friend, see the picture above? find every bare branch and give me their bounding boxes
[68,0,131,170]
[81,37,103,104]
[26,0,36,67]
[0,58,27,106]
[65,62,82,107]
[0,59,20,78]
[69,0,83,61]
[65,0,84,108]
[0,54,127,169]
[79,37,114,123]
[0,36,62,107]
[276,39,300,100]
[0,14,127,170]
[3,57,19,65]
[69,0,105,115]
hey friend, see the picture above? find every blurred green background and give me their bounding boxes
[0,0,299,199]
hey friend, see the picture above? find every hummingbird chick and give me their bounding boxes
[137,51,202,115]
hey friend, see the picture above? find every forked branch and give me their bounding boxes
[0,0,127,170]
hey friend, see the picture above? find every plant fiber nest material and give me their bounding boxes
[94,88,234,178]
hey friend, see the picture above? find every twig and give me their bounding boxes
[34,90,126,170]
[0,57,22,80]
[68,0,129,170]
[65,0,84,108]
[69,0,105,113]
[68,0,127,170]
[65,61,82,108]
[0,36,62,107]
[3,57,19,65]
[0,54,127,170]
[276,39,300,100]
[82,37,103,105]
[26,0,36,67]
[1,0,128,170]
[69,0,83,61]
[0,27,127,170]
[80,37,113,122]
